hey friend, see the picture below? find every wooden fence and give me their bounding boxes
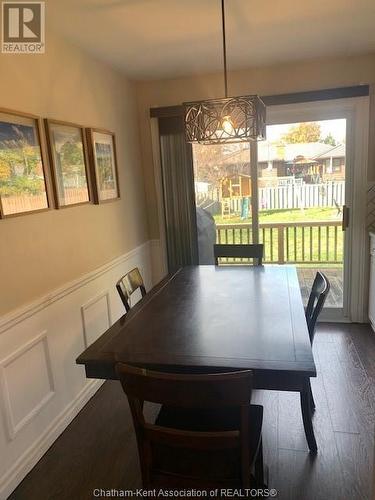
[216,220,343,264]
[1,193,48,215]
[1,188,89,215]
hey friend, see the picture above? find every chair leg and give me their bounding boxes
[308,380,316,412]
[254,438,265,487]
[300,387,318,453]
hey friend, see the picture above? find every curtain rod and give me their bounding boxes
[149,85,370,118]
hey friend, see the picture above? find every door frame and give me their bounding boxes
[257,96,369,322]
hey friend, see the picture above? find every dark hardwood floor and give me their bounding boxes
[9,323,375,500]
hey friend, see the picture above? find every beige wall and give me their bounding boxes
[136,53,375,239]
[1,40,375,316]
[0,30,148,315]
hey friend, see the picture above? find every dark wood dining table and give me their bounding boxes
[76,265,318,452]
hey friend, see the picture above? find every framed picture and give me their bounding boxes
[0,109,51,218]
[45,119,91,208]
[86,128,120,203]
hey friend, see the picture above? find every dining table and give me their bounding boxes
[76,265,318,452]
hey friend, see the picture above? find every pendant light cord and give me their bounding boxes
[221,0,228,97]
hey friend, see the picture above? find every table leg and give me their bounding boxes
[300,381,318,453]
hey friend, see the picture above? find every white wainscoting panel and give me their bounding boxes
[0,332,54,441]
[81,292,111,348]
[0,240,155,499]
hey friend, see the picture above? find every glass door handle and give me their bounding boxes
[342,205,350,231]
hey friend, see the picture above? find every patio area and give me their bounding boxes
[297,267,343,307]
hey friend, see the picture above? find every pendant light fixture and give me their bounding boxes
[184,0,266,145]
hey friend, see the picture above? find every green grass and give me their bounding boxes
[214,207,343,264]
[214,207,340,225]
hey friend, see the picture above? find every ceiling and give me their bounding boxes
[49,0,375,80]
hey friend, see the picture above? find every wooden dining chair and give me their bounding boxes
[305,271,330,344]
[305,271,330,411]
[214,243,264,266]
[116,363,265,491]
[116,267,146,313]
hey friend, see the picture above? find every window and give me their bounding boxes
[332,158,343,172]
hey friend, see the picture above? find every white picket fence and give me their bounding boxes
[196,181,345,212]
[259,181,345,210]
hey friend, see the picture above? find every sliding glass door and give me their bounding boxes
[157,95,368,322]
[256,119,347,311]
[191,97,370,321]
[192,119,348,308]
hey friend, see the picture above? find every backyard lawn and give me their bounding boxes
[213,207,340,225]
[214,207,343,264]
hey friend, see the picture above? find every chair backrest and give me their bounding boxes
[214,243,264,266]
[116,267,146,312]
[116,363,253,489]
[305,271,330,344]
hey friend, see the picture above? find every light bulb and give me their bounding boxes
[222,115,235,135]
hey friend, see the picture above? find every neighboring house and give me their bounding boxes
[313,143,346,182]
[218,142,345,187]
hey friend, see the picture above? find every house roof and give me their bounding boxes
[312,143,346,158]
[220,142,345,165]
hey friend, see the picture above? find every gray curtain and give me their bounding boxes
[159,116,198,271]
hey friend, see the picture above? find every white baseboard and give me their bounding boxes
[0,379,103,500]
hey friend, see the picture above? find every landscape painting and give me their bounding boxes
[0,111,49,216]
[46,120,90,207]
[87,129,119,203]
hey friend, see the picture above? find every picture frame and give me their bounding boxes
[44,119,92,208]
[86,128,120,203]
[0,108,52,218]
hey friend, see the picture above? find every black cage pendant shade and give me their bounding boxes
[184,0,266,145]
